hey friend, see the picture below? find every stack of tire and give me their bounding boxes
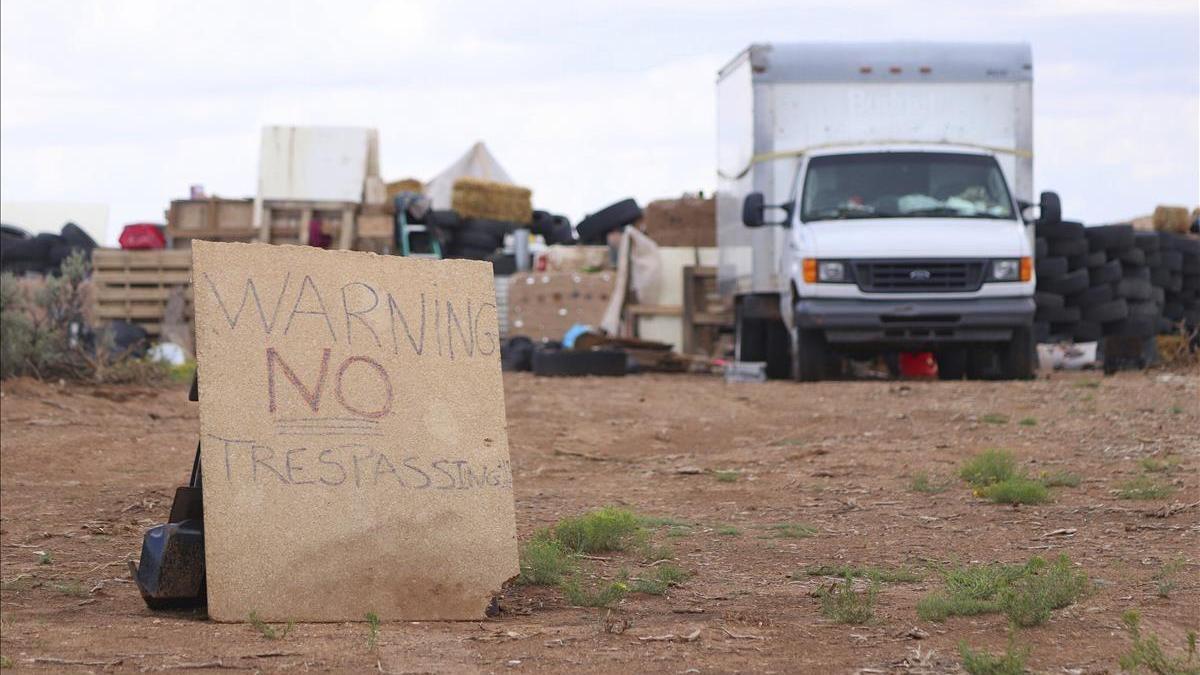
[434,209,575,260]
[1157,232,1200,332]
[1033,219,1098,343]
[1072,224,1159,342]
[1,223,97,276]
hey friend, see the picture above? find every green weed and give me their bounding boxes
[519,535,576,586]
[1039,470,1082,488]
[1018,417,1037,427]
[981,413,1009,425]
[1117,476,1175,501]
[248,611,293,640]
[1170,405,1183,415]
[1140,457,1181,474]
[716,525,742,536]
[0,655,11,669]
[960,449,1019,487]
[365,612,380,651]
[802,564,923,583]
[667,526,691,538]
[1118,610,1199,674]
[638,515,691,528]
[51,581,89,598]
[917,556,1087,625]
[1074,379,1101,389]
[817,577,876,625]
[631,564,690,595]
[910,471,953,494]
[639,542,675,563]
[714,470,740,483]
[554,507,643,553]
[980,477,1050,505]
[1154,558,1185,599]
[959,640,1028,675]
[562,573,629,608]
[36,551,52,565]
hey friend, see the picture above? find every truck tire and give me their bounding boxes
[1084,224,1135,251]
[1117,278,1152,301]
[765,321,792,380]
[1117,248,1146,266]
[1083,299,1128,323]
[1084,250,1107,267]
[936,347,967,380]
[1069,284,1113,308]
[1000,326,1035,380]
[1034,291,1064,310]
[794,328,830,382]
[1036,220,1084,240]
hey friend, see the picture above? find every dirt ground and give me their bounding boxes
[1,369,1198,673]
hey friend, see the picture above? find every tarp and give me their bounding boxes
[425,142,514,209]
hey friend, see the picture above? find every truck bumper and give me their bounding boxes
[795,297,1035,345]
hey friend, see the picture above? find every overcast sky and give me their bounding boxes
[2,0,1197,241]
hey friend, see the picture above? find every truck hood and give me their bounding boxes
[799,218,1028,258]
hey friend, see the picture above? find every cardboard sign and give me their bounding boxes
[191,241,517,622]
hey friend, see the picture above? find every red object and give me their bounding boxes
[119,223,166,250]
[308,218,331,249]
[899,351,938,378]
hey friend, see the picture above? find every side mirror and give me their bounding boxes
[1016,199,1033,223]
[742,192,793,228]
[1038,191,1061,226]
[742,192,766,228]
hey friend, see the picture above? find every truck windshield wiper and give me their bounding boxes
[809,208,877,220]
[902,207,970,217]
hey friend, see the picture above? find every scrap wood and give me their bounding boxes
[1042,528,1077,538]
[27,656,123,667]
[637,628,701,642]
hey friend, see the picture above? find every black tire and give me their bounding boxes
[1151,286,1165,304]
[451,226,505,251]
[60,222,97,250]
[1034,291,1065,310]
[1069,284,1113,308]
[576,198,642,244]
[1105,315,1156,338]
[545,221,576,245]
[1072,320,1103,342]
[0,235,54,263]
[1163,301,1185,320]
[1127,301,1160,319]
[1037,192,1062,226]
[1162,250,1183,272]
[1117,278,1153,301]
[1144,251,1162,268]
[428,210,463,229]
[1000,326,1035,380]
[1089,260,1123,285]
[1036,219,1083,240]
[0,224,30,240]
[1035,305,1081,323]
[1166,273,1183,292]
[1033,321,1051,343]
[1041,268,1089,296]
[446,244,500,260]
[1048,237,1087,257]
[1150,266,1171,287]
[735,303,766,363]
[1133,231,1160,252]
[765,321,792,380]
[1084,224,1134,250]
[1084,250,1107,267]
[1121,264,1150,282]
[936,348,967,380]
[794,328,830,382]
[1035,238,1049,259]
[1083,299,1128,323]
[488,252,518,276]
[501,336,535,372]
[1035,257,1068,278]
[532,348,626,377]
[1117,248,1146,266]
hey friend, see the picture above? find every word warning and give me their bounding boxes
[192,241,518,622]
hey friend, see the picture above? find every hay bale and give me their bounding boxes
[451,178,532,224]
[1153,205,1190,233]
[386,178,424,199]
[639,195,715,247]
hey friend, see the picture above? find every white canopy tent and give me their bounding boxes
[425,142,515,209]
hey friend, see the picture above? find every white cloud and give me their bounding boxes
[1,0,1197,239]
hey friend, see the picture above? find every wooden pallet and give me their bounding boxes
[92,249,192,337]
[681,265,733,356]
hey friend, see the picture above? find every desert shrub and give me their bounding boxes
[817,576,876,625]
[553,507,643,553]
[918,556,1087,625]
[960,450,1019,487]
[1118,610,1199,674]
[959,640,1028,675]
[0,253,169,383]
[981,477,1050,505]
[518,535,575,586]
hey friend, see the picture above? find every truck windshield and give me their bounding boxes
[800,152,1015,222]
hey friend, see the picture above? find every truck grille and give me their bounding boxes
[852,260,986,293]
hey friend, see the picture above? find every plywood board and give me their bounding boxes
[506,271,616,341]
[191,241,517,622]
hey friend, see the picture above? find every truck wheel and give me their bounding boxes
[765,321,792,380]
[1000,326,1036,380]
[936,348,967,380]
[793,328,829,382]
[734,304,766,363]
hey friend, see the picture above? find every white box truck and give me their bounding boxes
[716,42,1060,381]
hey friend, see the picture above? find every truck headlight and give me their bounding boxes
[991,258,1031,282]
[818,261,846,282]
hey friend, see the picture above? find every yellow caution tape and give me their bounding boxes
[717,140,1034,181]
